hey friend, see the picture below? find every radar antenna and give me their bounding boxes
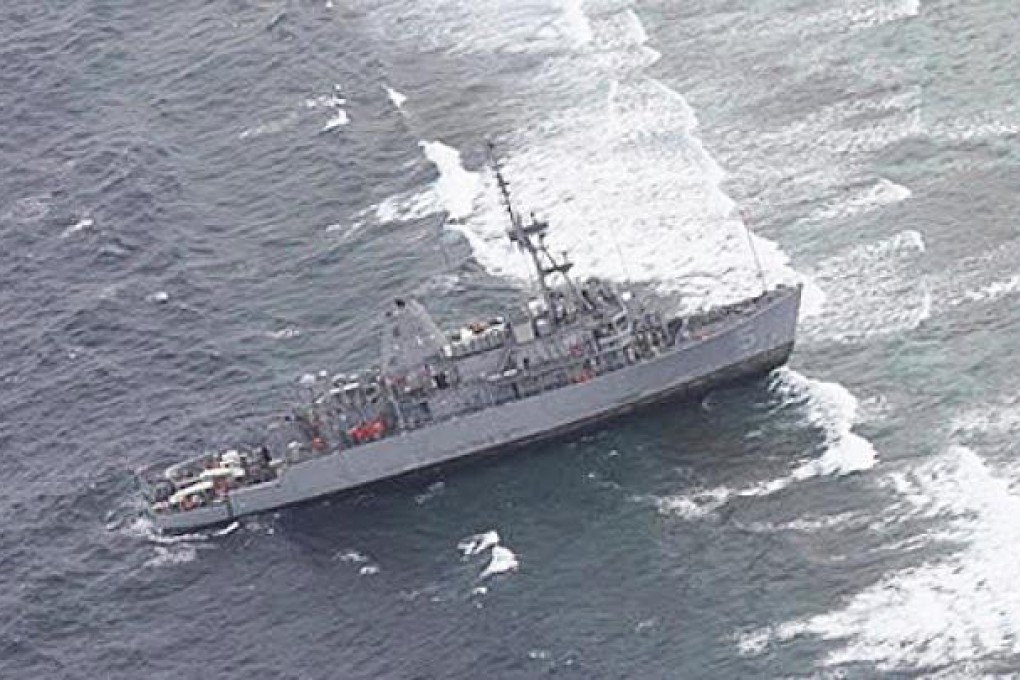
[486,141,588,322]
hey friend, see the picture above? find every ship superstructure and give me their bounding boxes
[139,145,802,532]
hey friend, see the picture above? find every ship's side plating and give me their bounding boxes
[187,286,798,526]
[147,144,803,533]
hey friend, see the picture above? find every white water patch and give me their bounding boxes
[333,549,369,563]
[304,88,346,111]
[644,370,880,521]
[739,445,1020,672]
[740,512,861,535]
[266,326,301,340]
[146,290,170,304]
[928,105,1020,143]
[239,111,300,140]
[732,88,922,200]
[363,2,821,313]
[481,545,520,579]
[324,220,366,242]
[370,191,437,224]
[653,369,879,519]
[649,488,731,520]
[122,516,216,569]
[144,544,200,568]
[559,0,593,45]
[212,521,240,536]
[775,368,878,478]
[803,178,912,225]
[321,109,350,131]
[420,141,482,220]
[458,530,500,556]
[960,274,1020,305]
[366,141,483,226]
[950,391,1020,441]
[123,516,209,544]
[242,85,347,139]
[751,0,920,42]
[925,237,1020,313]
[307,85,349,131]
[802,230,929,343]
[60,215,94,238]
[383,84,407,110]
[646,480,791,520]
[458,530,519,581]
[333,548,380,575]
[441,80,815,310]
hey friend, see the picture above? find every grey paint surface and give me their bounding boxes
[158,286,801,530]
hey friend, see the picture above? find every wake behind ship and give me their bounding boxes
[138,146,802,532]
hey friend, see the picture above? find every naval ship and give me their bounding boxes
[138,146,802,532]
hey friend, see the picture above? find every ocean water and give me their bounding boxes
[2,0,1019,677]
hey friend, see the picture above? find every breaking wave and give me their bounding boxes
[646,368,877,520]
[738,445,1020,672]
[458,530,519,581]
[802,230,930,343]
[775,368,879,478]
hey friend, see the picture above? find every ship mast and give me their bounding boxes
[486,142,584,323]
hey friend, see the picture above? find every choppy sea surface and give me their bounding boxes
[3,0,1020,677]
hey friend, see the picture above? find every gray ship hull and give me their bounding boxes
[153,286,801,532]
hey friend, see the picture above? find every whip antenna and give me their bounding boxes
[740,209,768,294]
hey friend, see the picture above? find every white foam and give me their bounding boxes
[122,516,216,568]
[333,549,369,563]
[803,230,929,342]
[305,85,349,131]
[650,488,731,519]
[752,0,920,42]
[383,84,407,110]
[364,143,481,227]
[419,141,483,220]
[437,84,813,308]
[144,544,200,568]
[739,445,1020,672]
[730,87,922,219]
[929,104,1020,143]
[804,178,912,224]
[560,0,593,45]
[212,521,240,537]
[123,516,204,544]
[653,370,879,518]
[950,391,1020,440]
[366,4,821,313]
[266,327,300,340]
[743,512,860,534]
[61,216,94,238]
[458,530,500,556]
[962,274,1020,304]
[776,368,879,477]
[480,545,520,578]
[359,565,380,576]
[322,109,350,131]
[239,111,300,140]
[304,92,346,110]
